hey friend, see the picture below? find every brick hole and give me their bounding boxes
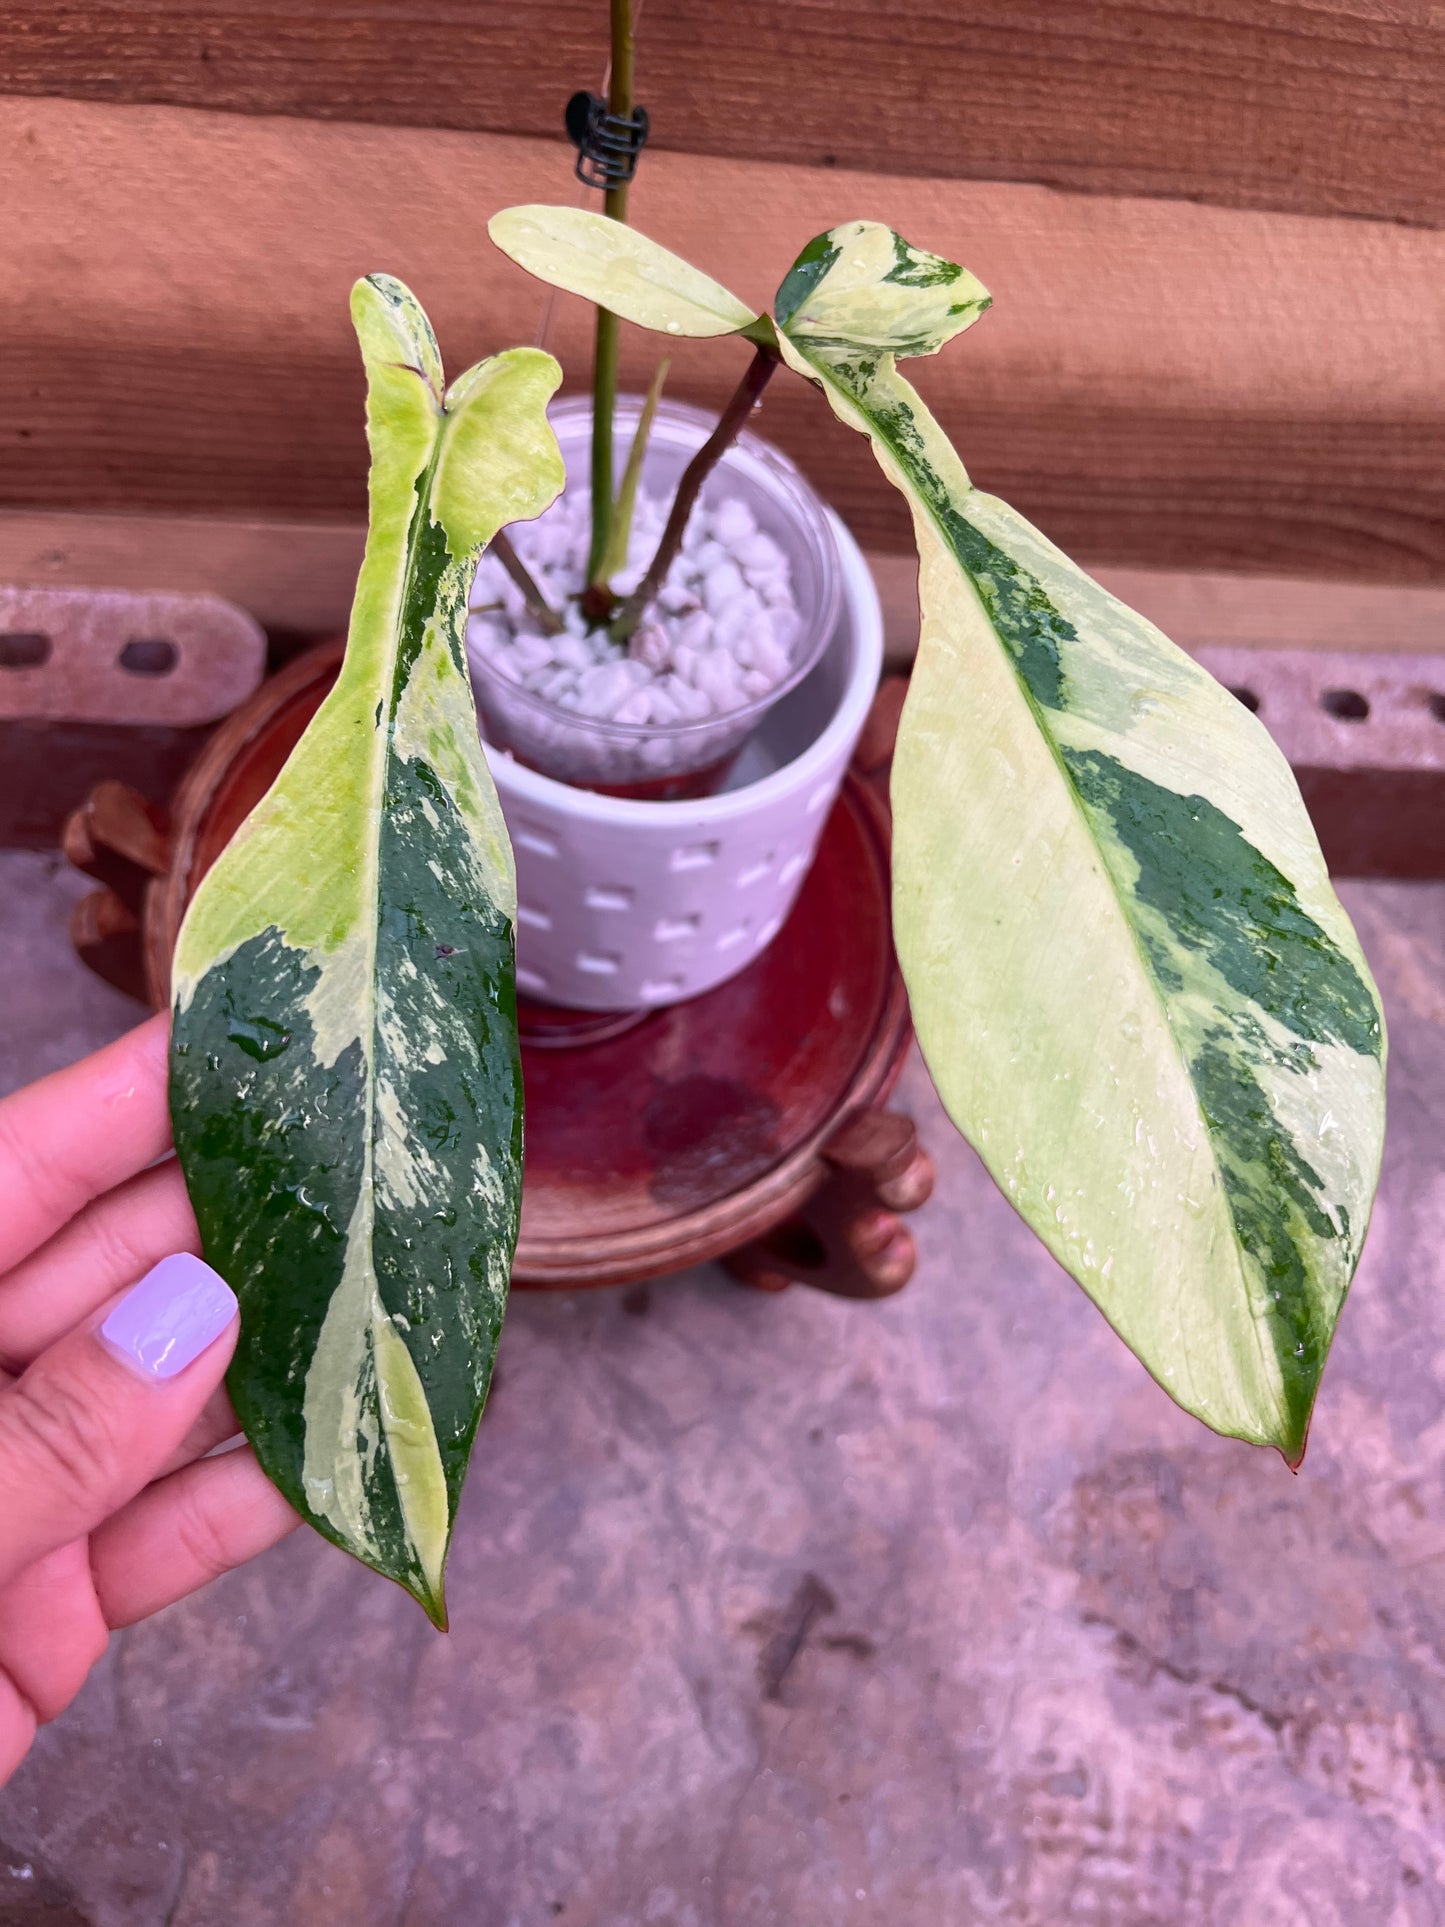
[1321,687,1370,722]
[119,638,178,676]
[516,905,552,931]
[1227,685,1261,714]
[1427,691,1445,726]
[0,632,50,669]
[576,950,621,975]
[653,914,701,942]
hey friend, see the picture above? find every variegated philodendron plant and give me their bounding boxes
[490,208,1385,1459]
[170,276,564,1625]
[170,216,1387,1623]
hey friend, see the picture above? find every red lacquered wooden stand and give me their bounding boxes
[64,648,932,1299]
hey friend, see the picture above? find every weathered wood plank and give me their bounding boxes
[0,511,367,641]
[4,99,1444,582]
[0,1,1440,227]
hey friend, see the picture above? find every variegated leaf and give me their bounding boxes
[169,276,564,1623]
[490,203,764,339]
[775,222,1386,1460]
[775,222,990,358]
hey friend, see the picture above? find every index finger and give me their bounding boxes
[0,1016,172,1276]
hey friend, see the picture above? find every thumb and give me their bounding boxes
[0,1255,238,1588]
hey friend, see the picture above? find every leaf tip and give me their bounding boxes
[1279,1423,1311,1475]
[349,272,444,401]
[409,1571,450,1632]
[485,204,524,253]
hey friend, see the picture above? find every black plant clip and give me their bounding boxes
[565,90,650,190]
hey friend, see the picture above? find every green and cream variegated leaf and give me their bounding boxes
[775,221,990,358]
[775,223,1386,1460]
[490,203,763,339]
[169,275,564,1623]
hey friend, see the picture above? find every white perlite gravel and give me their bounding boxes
[466,485,802,728]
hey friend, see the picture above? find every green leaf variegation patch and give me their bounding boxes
[774,221,1386,1460]
[169,276,564,1623]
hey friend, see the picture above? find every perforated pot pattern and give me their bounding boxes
[486,517,885,1011]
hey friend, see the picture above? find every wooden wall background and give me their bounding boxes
[4,2,1441,225]
[2,1,1442,636]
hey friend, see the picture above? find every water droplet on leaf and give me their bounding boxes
[228,1017,292,1062]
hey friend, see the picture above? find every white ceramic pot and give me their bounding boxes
[470,396,843,794]
[484,514,884,1011]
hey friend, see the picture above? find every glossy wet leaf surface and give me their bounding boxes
[170,277,564,1621]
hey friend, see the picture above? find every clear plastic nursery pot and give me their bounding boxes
[468,395,843,799]
[484,510,883,1013]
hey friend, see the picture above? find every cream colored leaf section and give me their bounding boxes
[298,1185,449,1623]
[490,204,760,337]
[173,304,559,1010]
[437,348,567,556]
[372,1314,450,1621]
[171,278,439,1010]
[300,1187,382,1555]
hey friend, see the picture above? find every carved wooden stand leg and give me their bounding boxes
[721,678,933,1301]
[61,780,171,1004]
[725,1108,935,1300]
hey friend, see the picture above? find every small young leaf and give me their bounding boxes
[775,222,1386,1461]
[169,276,564,1624]
[490,204,760,338]
[775,221,990,357]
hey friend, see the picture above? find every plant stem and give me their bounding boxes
[596,353,670,584]
[609,342,780,641]
[490,530,563,636]
[585,0,635,589]
[582,357,670,626]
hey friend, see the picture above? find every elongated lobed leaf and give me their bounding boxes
[490,203,763,339]
[170,276,564,1623]
[775,222,1386,1459]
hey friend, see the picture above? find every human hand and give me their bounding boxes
[0,1015,298,1784]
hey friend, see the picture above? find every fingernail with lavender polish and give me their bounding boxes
[99,1253,238,1381]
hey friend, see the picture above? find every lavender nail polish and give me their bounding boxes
[99,1253,238,1381]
